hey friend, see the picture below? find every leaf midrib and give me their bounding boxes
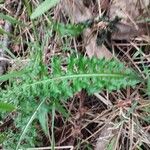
[24,73,129,88]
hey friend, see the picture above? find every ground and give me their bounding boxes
[0,0,150,150]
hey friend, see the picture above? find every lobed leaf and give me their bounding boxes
[0,55,140,102]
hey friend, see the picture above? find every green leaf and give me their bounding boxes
[0,69,28,82]
[30,0,60,19]
[0,56,140,104]
[55,102,69,118]
[0,27,13,36]
[53,22,85,37]
[23,0,32,16]
[148,78,150,97]
[37,105,49,135]
[0,0,4,4]
[0,102,15,112]
[0,45,16,59]
[0,13,23,25]
[0,133,7,143]
[106,137,116,150]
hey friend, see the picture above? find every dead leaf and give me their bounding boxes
[61,0,92,23]
[109,0,149,40]
[0,60,9,75]
[112,23,139,40]
[109,0,149,23]
[83,28,112,58]
[95,123,114,150]
[0,20,5,26]
[11,44,20,53]
[100,0,110,10]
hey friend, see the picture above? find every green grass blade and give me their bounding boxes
[148,78,150,97]
[0,13,23,25]
[0,27,13,36]
[0,102,15,112]
[0,45,16,59]
[23,0,32,16]
[31,0,60,19]
[16,98,46,150]
[51,102,55,150]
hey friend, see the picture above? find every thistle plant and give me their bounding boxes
[0,1,141,148]
[0,42,141,149]
[0,54,139,104]
[0,0,148,149]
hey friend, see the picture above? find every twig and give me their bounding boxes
[94,93,113,107]
[25,146,74,150]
